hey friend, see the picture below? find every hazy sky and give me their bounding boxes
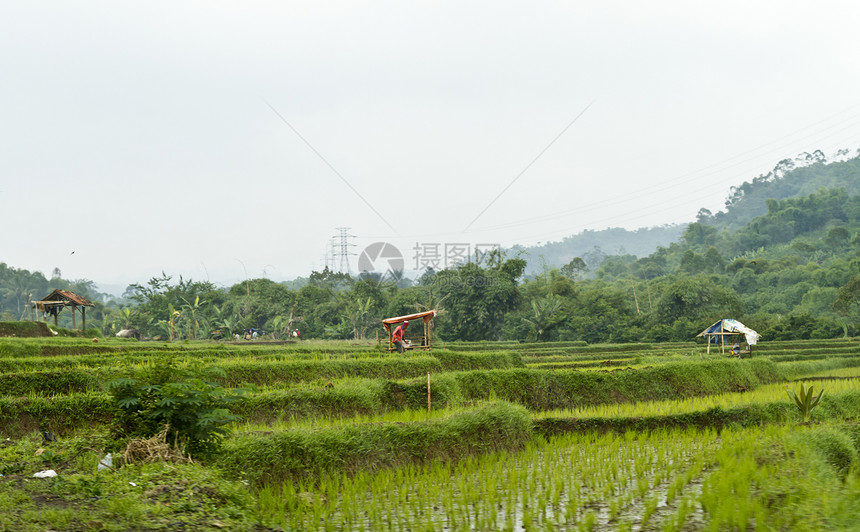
[3,1,860,293]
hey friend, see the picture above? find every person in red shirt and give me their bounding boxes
[392,320,409,353]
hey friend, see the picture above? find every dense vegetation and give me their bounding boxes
[2,152,859,345]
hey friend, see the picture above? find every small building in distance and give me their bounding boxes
[697,318,760,355]
[33,289,95,331]
[382,310,437,351]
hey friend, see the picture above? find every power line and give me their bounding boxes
[462,100,596,232]
[469,107,860,234]
[265,100,397,233]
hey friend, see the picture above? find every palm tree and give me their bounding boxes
[2,275,33,319]
[523,296,564,342]
[414,286,449,335]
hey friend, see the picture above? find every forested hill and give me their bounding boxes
[586,169,860,341]
[705,149,860,231]
[518,150,860,275]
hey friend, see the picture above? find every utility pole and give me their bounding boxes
[333,227,356,274]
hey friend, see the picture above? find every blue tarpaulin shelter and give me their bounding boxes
[697,319,760,354]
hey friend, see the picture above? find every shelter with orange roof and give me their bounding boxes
[381,310,437,352]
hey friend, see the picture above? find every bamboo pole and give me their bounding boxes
[427,372,431,413]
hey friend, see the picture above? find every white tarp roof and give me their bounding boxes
[697,319,760,345]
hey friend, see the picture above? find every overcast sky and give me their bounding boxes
[3,1,860,293]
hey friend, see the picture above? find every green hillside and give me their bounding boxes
[519,150,860,274]
[715,149,860,231]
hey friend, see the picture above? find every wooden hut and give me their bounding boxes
[696,318,759,355]
[33,289,95,331]
[381,310,437,351]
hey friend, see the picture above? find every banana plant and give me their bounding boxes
[168,303,181,341]
[787,382,824,422]
[344,297,374,340]
[180,295,205,340]
[269,315,285,339]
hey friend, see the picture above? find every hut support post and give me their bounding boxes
[71,305,77,330]
[82,307,86,332]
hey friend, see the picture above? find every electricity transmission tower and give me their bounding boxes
[323,238,336,271]
[333,227,356,274]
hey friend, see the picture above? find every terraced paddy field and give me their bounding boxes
[1,336,859,530]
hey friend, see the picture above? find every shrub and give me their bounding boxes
[107,360,247,457]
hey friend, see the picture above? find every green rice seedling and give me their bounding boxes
[577,510,597,531]
[640,494,659,528]
[803,366,860,378]
[689,423,860,530]
[536,377,860,424]
[261,426,728,531]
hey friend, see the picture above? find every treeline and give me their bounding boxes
[2,157,860,343]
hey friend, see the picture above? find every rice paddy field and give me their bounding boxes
[1,334,860,531]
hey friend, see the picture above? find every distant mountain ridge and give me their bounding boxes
[514,225,686,275]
